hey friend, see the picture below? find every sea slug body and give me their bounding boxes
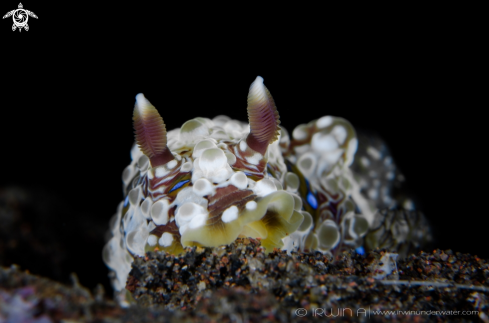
[103,76,432,298]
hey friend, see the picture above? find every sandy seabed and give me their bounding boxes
[1,237,488,323]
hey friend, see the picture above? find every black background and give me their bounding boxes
[1,3,485,293]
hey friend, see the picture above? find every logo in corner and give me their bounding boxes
[3,3,37,32]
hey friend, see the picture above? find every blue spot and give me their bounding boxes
[170,179,190,192]
[355,246,365,255]
[306,192,317,209]
[267,172,273,178]
[123,195,129,208]
[244,172,252,176]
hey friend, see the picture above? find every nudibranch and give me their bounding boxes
[103,76,431,295]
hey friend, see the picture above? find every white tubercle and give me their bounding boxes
[297,211,313,233]
[346,138,358,166]
[146,169,155,180]
[271,178,283,191]
[155,167,170,178]
[188,213,208,229]
[285,172,300,193]
[137,155,149,172]
[196,148,233,183]
[293,144,310,155]
[245,152,263,165]
[193,140,218,158]
[292,124,308,140]
[128,187,141,206]
[179,119,210,143]
[147,234,158,246]
[124,208,145,234]
[179,224,189,236]
[151,199,170,225]
[316,149,344,177]
[166,160,177,169]
[212,130,229,140]
[212,115,231,126]
[122,166,134,186]
[293,194,303,211]
[122,208,133,231]
[317,116,333,128]
[199,148,227,174]
[230,172,248,190]
[147,221,156,232]
[224,120,247,139]
[279,127,289,142]
[159,232,174,247]
[367,146,381,160]
[252,178,277,197]
[175,202,208,228]
[323,148,344,165]
[193,178,215,197]
[318,220,340,250]
[331,125,347,144]
[239,140,247,151]
[297,152,317,177]
[172,186,208,209]
[130,142,144,161]
[109,203,123,233]
[140,199,153,220]
[126,226,149,257]
[222,206,238,223]
[225,152,236,165]
[360,156,370,167]
[181,161,193,172]
[245,200,257,210]
[311,132,339,152]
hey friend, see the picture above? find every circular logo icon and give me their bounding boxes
[3,3,38,32]
[13,9,28,27]
[294,308,307,317]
